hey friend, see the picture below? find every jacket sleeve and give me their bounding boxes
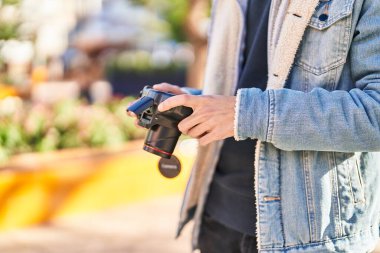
[234,0,380,152]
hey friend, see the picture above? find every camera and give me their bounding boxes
[127,86,193,159]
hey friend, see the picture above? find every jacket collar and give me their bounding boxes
[235,0,320,90]
[267,0,320,89]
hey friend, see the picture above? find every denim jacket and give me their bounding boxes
[178,0,380,252]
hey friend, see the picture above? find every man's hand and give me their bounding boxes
[158,94,236,146]
[126,83,186,127]
[152,83,186,95]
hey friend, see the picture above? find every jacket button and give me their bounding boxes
[319,14,328,21]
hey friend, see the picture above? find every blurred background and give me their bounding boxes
[0,0,379,253]
[0,0,210,252]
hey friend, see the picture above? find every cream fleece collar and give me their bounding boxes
[267,0,320,90]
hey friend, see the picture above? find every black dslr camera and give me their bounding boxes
[127,86,193,159]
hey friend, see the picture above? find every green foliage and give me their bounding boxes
[132,0,188,42]
[0,97,146,162]
[1,0,20,5]
[0,23,18,40]
[163,0,188,42]
[106,49,187,74]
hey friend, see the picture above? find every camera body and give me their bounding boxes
[127,86,193,159]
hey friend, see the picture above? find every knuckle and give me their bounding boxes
[178,122,187,133]
[159,100,166,107]
[200,113,209,121]
[188,132,197,138]
[154,83,168,89]
[161,83,171,88]
[181,94,188,101]
[181,94,191,103]
[187,129,198,138]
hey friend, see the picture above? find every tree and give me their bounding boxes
[185,0,210,88]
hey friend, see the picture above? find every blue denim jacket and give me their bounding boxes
[179,0,380,252]
[234,0,380,252]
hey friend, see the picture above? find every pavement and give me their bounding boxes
[0,195,192,253]
[0,195,378,253]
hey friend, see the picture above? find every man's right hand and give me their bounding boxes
[126,83,186,128]
[152,83,187,96]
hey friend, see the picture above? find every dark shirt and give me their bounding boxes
[204,0,271,235]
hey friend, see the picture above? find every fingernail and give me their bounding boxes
[158,104,164,111]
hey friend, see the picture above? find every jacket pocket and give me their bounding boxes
[334,152,365,206]
[294,0,355,76]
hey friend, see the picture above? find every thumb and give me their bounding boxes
[158,94,197,112]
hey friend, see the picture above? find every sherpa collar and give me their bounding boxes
[267,0,320,89]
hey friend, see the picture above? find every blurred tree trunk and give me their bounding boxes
[185,0,210,89]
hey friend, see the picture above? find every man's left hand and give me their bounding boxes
[158,94,236,146]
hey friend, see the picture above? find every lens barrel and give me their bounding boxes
[143,125,181,159]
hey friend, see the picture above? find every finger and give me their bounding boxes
[126,102,137,117]
[134,119,144,129]
[127,111,136,117]
[158,94,198,112]
[153,83,185,95]
[178,113,208,134]
[186,123,211,138]
[199,132,217,146]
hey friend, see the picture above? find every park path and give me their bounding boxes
[0,195,379,253]
[0,196,192,253]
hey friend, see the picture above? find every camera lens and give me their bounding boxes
[143,125,181,159]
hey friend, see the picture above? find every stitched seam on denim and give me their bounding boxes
[278,150,286,248]
[309,152,318,242]
[355,158,366,203]
[309,0,354,29]
[260,225,378,250]
[302,151,317,242]
[329,152,343,237]
[298,10,351,75]
[303,66,310,92]
[348,156,365,204]
[346,158,357,203]
[327,67,338,91]
[296,4,353,76]
[295,58,347,76]
[234,89,242,140]
[266,90,275,143]
[310,11,352,29]
[264,90,271,142]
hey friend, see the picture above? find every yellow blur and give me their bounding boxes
[0,140,193,231]
[0,85,18,99]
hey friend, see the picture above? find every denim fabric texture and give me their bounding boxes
[234,0,380,251]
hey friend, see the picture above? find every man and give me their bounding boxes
[132,0,380,252]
